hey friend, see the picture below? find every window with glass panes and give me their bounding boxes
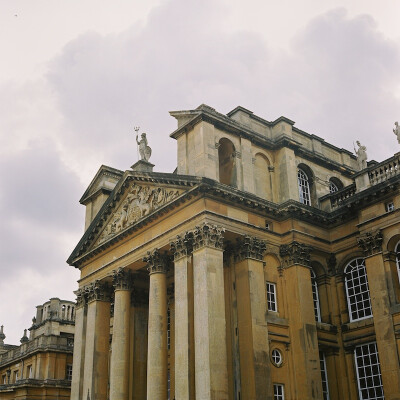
[344,258,373,321]
[266,282,277,312]
[319,352,330,400]
[329,181,339,193]
[396,241,400,285]
[274,384,285,400]
[311,269,321,322]
[66,365,72,381]
[354,342,384,400]
[167,307,171,350]
[271,349,282,367]
[297,169,311,205]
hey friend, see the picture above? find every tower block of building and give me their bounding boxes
[68,104,400,399]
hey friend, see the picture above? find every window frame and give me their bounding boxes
[271,349,283,367]
[273,383,285,400]
[297,168,311,205]
[311,269,321,322]
[66,364,73,381]
[396,241,400,286]
[266,282,277,312]
[344,258,373,322]
[354,342,384,400]
[319,351,330,400]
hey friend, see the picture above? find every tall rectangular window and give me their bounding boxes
[266,282,277,312]
[273,384,285,400]
[354,342,384,400]
[27,365,33,379]
[319,352,330,400]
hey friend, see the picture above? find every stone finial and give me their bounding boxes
[394,121,400,144]
[357,229,384,257]
[192,223,225,251]
[0,325,5,345]
[112,268,133,290]
[235,235,267,262]
[170,232,193,260]
[143,249,169,274]
[279,241,313,268]
[354,140,368,170]
[20,329,28,343]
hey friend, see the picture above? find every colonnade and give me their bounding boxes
[71,223,278,400]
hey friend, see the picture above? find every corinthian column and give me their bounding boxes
[110,268,132,400]
[82,280,112,400]
[192,223,228,399]
[171,233,195,400]
[279,241,322,399]
[358,230,400,398]
[234,236,272,399]
[70,288,87,400]
[144,249,168,400]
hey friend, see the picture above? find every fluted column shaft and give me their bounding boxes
[171,234,195,400]
[234,236,272,400]
[192,223,228,400]
[110,268,132,400]
[145,250,168,400]
[70,289,87,400]
[82,281,111,400]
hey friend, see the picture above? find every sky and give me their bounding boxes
[1,0,400,344]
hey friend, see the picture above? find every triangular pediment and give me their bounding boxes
[95,181,184,246]
[68,172,201,266]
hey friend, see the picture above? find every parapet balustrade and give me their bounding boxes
[0,336,73,366]
[368,153,400,185]
[329,184,357,208]
[0,378,71,389]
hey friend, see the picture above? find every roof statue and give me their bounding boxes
[136,131,152,162]
[354,140,367,170]
[394,121,400,144]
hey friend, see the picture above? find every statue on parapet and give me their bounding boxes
[136,131,152,162]
[354,140,367,170]
[394,122,400,144]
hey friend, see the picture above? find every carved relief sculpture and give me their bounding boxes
[98,183,181,244]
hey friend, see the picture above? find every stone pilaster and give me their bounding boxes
[70,288,87,400]
[192,223,229,399]
[171,233,195,400]
[234,236,272,399]
[110,268,132,400]
[144,249,168,400]
[82,281,112,400]
[358,230,400,399]
[279,242,322,399]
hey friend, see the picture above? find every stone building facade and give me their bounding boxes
[68,104,400,400]
[0,298,75,399]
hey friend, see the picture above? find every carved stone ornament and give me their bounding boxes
[113,267,133,290]
[170,232,194,260]
[143,249,169,274]
[235,235,267,262]
[86,280,112,302]
[75,288,87,308]
[357,230,384,257]
[279,241,313,268]
[97,183,182,245]
[192,222,225,251]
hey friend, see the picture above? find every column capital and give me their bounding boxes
[75,288,87,308]
[279,241,313,268]
[170,233,193,260]
[144,249,169,274]
[113,267,133,290]
[86,280,112,303]
[234,235,267,262]
[357,229,384,257]
[192,222,225,251]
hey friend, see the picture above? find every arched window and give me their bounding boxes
[311,269,321,322]
[329,177,343,194]
[344,258,373,322]
[218,138,237,187]
[396,241,400,284]
[297,168,311,205]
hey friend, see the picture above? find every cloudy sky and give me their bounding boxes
[1,0,400,344]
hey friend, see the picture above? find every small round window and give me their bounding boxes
[271,349,283,367]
